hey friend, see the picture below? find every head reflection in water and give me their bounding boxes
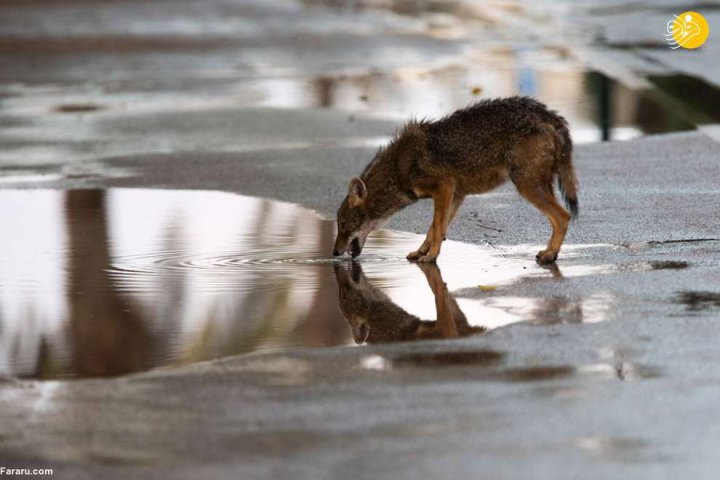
[333,260,485,344]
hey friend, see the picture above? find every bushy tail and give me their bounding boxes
[554,118,579,218]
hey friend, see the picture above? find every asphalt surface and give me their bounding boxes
[1,0,720,478]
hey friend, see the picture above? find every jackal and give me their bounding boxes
[332,97,578,264]
[333,261,484,344]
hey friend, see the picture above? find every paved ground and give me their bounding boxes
[1,0,720,478]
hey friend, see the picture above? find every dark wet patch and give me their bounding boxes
[529,295,584,324]
[529,363,662,387]
[613,363,663,381]
[359,357,630,384]
[389,350,504,367]
[54,103,104,113]
[491,366,575,382]
[647,260,689,270]
[648,75,720,125]
[617,260,690,272]
[647,238,720,246]
[603,41,669,50]
[583,71,695,140]
[675,291,720,312]
[619,238,720,250]
[310,68,697,142]
[64,173,96,180]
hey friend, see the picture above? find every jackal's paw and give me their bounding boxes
[535,250,558,265]
[417,254,438,263]
[406,250,425,261]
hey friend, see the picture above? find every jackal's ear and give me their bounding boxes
[348,177,367,206]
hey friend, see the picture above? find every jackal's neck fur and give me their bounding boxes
[360,121,426,220]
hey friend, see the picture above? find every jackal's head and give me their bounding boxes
[333,177,372,258]
[333,261,373,344]
[333,260,427,344]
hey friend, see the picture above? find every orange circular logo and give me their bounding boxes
[666,11,710,49]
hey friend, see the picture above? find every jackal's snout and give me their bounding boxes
[332,235,364,258]
[332,232,348,257]
[334,177,370,258]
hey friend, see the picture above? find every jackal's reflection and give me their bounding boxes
[334,261,485,344]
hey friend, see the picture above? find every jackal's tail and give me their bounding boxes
[554,117,579,218]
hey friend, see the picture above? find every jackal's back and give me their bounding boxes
[426,96,566,166]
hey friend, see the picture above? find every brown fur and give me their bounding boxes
[333,96,579,264]
[333,261,484,344]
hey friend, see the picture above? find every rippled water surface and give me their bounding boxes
[0,188,606,379]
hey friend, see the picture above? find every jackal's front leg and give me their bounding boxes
[406,231,432,260]
[415,181,456,263]
[407,193,464,261]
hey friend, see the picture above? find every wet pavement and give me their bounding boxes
[2,0,720,478]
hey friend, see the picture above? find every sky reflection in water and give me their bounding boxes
[0,188,608,379]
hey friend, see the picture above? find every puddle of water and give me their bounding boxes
[360,356,576,381]
[622,239,720,249]
[618,239,720,270]
[576,363,663,381]
[29,67,692,144]
[646,260,689,270]
[357,351,505,371]
[53,104,105,114]
[0,53,701,171]
[491,366,576,382]
[357,355,661,381]
[674,291,720,313]
[0,188,608,379]
[304,65,692,142]
[648,75,720,126]
[388,351,505,368]
[0,172,65,185]
[614,260,690,272]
